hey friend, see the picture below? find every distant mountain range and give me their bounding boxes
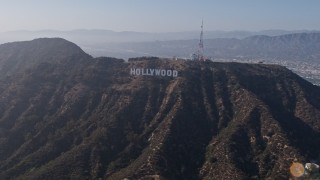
[0,38,320,179]
[1,29,319,44]
[93,33,320,61]
[1,29,320,61]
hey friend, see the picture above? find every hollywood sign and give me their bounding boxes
[130,68,178,77]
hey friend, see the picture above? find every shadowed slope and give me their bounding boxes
[0,39,319,179]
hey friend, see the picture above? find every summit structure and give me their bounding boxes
[192,20,205,61]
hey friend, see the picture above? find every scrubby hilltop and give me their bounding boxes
[0,38,319,179]
[0,38,91,77]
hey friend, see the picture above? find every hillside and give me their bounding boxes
[0,38,320,179]
[0,38,91,77]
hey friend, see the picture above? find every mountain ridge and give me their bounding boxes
[0,38,319,179]
[0,38,91,77]
[96,33,320,86]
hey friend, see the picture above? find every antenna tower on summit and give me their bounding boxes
[192,20,205,61]
[199,20,204,61]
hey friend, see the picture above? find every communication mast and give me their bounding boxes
[192,20,205,61]
[199,20,204,61]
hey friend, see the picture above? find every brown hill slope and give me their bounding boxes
[0,38,91,77]
[0,39,319,179]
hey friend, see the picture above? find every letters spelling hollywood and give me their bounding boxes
[130,68,178,77]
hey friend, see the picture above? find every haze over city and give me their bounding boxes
[1,0,320,32]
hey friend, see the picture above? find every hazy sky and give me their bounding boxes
[1,0,320,32]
